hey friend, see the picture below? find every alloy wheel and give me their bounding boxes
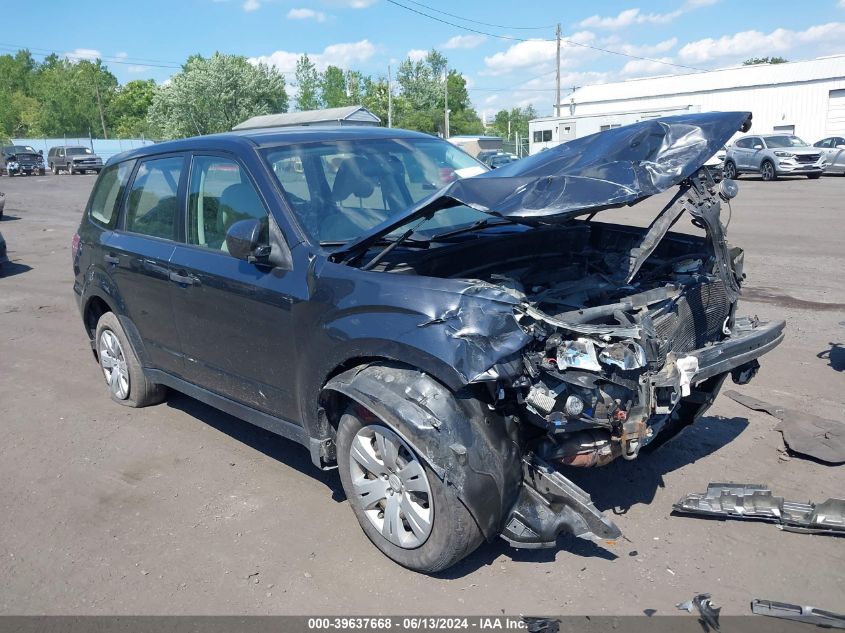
[761,161,775,181]
[348,425,433,548]
[98,329,129,399]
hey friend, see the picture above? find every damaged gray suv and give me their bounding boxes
[73,111,783,573]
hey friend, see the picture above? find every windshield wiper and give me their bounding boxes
[431,217,519,240]
[320,235,429,249]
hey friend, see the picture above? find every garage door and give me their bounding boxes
[826,89,845,136]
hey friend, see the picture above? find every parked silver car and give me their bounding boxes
[813,136,845,174]
[724,134,826,181]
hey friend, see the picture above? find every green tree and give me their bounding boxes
[108,79,156,137]
[346,70,365,105]
[489,105,537,142]
[147,52,288,139]
[32,58,117,137]
[295,54,320,111]
[320,66,348,108]
[743,56,788,65]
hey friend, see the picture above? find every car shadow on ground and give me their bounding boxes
[437,415,749,577]
[0,215,22,221]
[164,392,748,576]
[817,343,845,372]
[0,261,33,277]
[164,392,344,498]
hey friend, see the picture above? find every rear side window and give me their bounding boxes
[88,162,132,228]
[125,156,184,240]
[187,156,268,250]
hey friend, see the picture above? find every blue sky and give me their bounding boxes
[6,0,845,119]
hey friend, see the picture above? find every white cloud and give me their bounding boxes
[578,1,718,30]
[840,0,845,7]
[328,0,377,7]
[620,57,679,77]
[678,22,845,63]
[250,39,377,72]
[287,7,328,21]
[615,37,678,57]
[442,34,486,50]
[406,49,428,62]
[115,51,128,59]
[64,48,102,62]
[482,32,597,76]
[243,0,260,11]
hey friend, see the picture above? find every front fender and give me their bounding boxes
[322,362,522,541]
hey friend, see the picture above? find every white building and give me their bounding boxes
[528,55,845,154]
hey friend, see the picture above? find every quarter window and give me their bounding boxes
[125,156,183,239]
[88,162,132,228]
[187,156,268,250]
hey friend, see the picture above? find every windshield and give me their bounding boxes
[67,147,93,155]
[262,137,489,244]
[11,145,36,153]
[765,135,807,148]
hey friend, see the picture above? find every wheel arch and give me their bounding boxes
[319,361,522,541]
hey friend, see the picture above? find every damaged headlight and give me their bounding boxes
[558,338,602,372]
[557,338,646,372]
[599,341,647,371]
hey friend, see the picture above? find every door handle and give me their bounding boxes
[169,271,198,286]
[104,253,120,265]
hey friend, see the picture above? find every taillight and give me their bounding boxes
[71,233,81,259]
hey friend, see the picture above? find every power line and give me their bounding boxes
[401,0,553,30]
[384,0,706,73]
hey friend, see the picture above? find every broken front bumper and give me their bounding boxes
[655,317,785,394]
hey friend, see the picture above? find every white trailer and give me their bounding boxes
[528,105,698,155]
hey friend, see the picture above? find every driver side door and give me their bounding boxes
[168,153,300,420]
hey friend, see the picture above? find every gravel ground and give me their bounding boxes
[0,171,843,616]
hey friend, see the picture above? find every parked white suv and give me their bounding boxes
[724,134,826,181]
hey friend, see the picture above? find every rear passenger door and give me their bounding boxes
[104,154,186,375]
[168,153,298,419]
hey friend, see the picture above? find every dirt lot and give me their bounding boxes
[0,171,843,616]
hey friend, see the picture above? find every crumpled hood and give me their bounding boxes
[335,111,751,259]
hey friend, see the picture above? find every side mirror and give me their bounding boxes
[38,149,43,155]
[225,218,271,264]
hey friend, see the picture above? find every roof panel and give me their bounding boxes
[567,55,845,106]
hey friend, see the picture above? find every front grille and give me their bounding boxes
[795,154,820,164]
[653,280,731,363]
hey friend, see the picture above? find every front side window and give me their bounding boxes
[814,138,831,148]
[262,137,487,244]
[89,162,132,228]
[187,156,268,250]
[124,156,183,240]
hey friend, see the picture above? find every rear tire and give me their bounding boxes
[51,163,58,175]
[94,312,166,407]
[336,407,483,573]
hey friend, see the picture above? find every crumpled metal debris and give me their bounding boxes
[751,599,845,629]
[673,483,845,536]
[677,593,721,631]
[725,389,845,464]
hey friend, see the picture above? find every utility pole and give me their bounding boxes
[555,23,561,118]
[93,76,108,139]
[444,66,450,138]
[387,64,393,128]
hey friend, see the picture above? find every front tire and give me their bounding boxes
[336,407,483,573]
[94,312,166,407]
[760,159,777,181]
[807,173,822,179]
[724,160,738,180]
